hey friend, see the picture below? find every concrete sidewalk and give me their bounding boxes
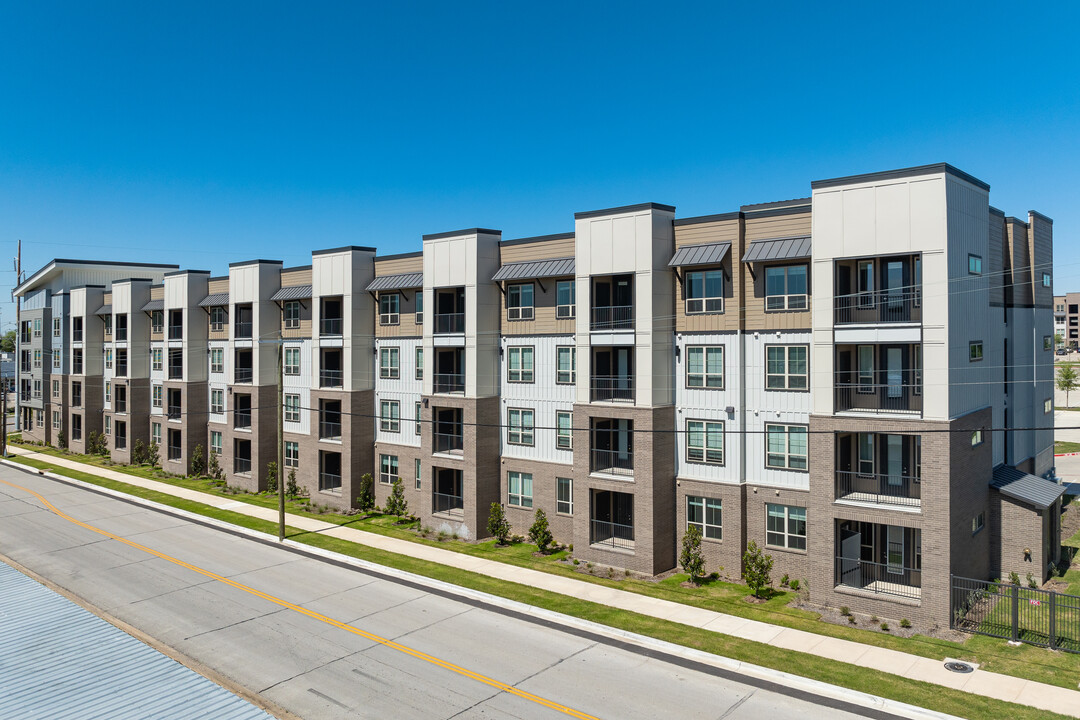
[10,447,1080,718]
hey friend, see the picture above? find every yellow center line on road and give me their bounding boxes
[0,475,599,720]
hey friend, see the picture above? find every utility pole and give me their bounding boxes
[277,335,285,541]
[13,239,20,434]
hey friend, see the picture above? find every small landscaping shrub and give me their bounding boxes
[788,578,799,592]
[189,444,205,478]
[1009,571,1021,585]
[385,479,408,517]
[573,559,580,565]
[207,450,221,479]
[357,473,375,512]
[742,540,773,598]
[286,468,301,498]
[839,606,850,617]
[900,618,911,629]
[1026,573,1038,588]
[680,525,706,583]
[847,615,857,624]
[528,508,554,553]
[709,571,719,580]
[266,461,278,494]
[871,615,878,623]
[487,502,511,545]
[57,430,67,450]
[880,622,890,632]
[624,569,630,577]
[131,438,146,465]
[780,574,789,588]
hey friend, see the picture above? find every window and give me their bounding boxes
[1043,272,1052,288]
[53,318,61,337]
[1044,336,1053,351]
[685,269,723,314]
[151,310,163,333]
[971,429,984,447]
[557,477,573,515]
[210,306,226,332]
[972,512,985,534]
[969,341,983,362]
[52,380,59,398]
[284,301,301,329]
[858,433,874,474]
[686,420,724,464]
[52,410,61,430]
[152,348,163,371]
[415,458,422,490]
[380,400,400,432]
[764,265,808,311]
[102,316,111,335]
[284,394,300,422]
[766,424,808,470]
[53,351,61,369]
[556,280,575,318]
[507,408,534,446]
[507,346,534,383]
[35,410,43,428]
[415,347,423,380]
[104,415,111,434]
[209,430,222,454]
[33,318,41,337]
[415,291,423,325]
[285,347,301,375]
[415,401,422,435]
[507,283,534,321]
[766,504,806,550]
[285,441,299,468]
[857,345,874,392]
[210,389,224,414]
[104,348,112,369]
[968,254,982,275]
[105,381,111,404]
[686,346,724,389]
[765,345,808,390]
[152,385,163,408]
[152,423,162,446]
[379,347,399,379]
[32,349,40,368]
[380,293,400,325]
[210,347,224,374]
[556,346,575,384]
[687,496,722,540]
[1045,398,1053,414]
[508,471,533,508]
[556,411,573,450]
[380,454,399,484]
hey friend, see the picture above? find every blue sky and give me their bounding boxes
[2,2,1078,330]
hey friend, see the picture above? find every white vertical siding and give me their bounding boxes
[283,339,312,436]
[375,337,422,447]
[745,330,811,490]
[499,335,575,464]
[674,332,741,484]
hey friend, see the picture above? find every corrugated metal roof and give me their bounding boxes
[991,465,1067,510]
[365,272,424,292]
[270,284,312,301]
[492,257,575,282]
[94,304,112,315]
[741,236,812,263]
[141,299,164,311]
[668,242,731,267]
[198,292,230,307]
[0,562,272,720]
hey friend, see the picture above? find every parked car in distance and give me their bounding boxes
[1058,348,1069,355]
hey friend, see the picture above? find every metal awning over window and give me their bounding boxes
[741,236,812,263]
[991,465,1067,510]
[492,257,575,282]
[94,304,112,316]
[141,299,164,312]
[668,242,731,267]
[365,272,423,292]
[198,292,230,307]
[270,284,312,301]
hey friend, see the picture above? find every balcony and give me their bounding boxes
[834,372,922,414]
[590,519,635,550]
[591,375,634,403]
[319,421,342,441]
[234,322,253,339]
[319,472,342,489]
[168,325,183,340]
[234,456,252,474]
[836,471,921,508]
[319,369,343,388]
[167,405,181,420]
[321,297,343,336]
[319,317,342,336]
[834,557,921,601]
[434,313,464,334]
[431,491,462,515]
[590,489,634,550]
[590,449,633,476]
[434,288,465,334]
[433,373,465,394]
[73,329,83,342]
[591,419,633,476]
[590,305,633,331]
[835,290,922,325]
[168,444,182,462]
[433,468,463,516]
[433,433,463,454]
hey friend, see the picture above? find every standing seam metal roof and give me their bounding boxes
[94,304,112,315]
[491,257,575,282]
[269,284,313,301]
[198,292,230,307]
[741,236,813,263]
[365,272,424,292]
[141,299,164,311]
[668,242,731,267]
[990,465,1067,510]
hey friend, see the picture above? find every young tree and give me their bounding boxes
[57,430,67,451]
[357,473,375,512]
[189,443,206,477]
[146,441,160,468]
[0,330,15,353]
[266,461,278,494]
[385,478,408,517]
[1058,365,1078,408]
[742,540,774,598]
[1055,332,1065,349]
[528,508,553,553]
[207,450,221,479]
[286,468,300,497]
[131,438,146,464]
[487,502,511,545]
[680,525,706,583]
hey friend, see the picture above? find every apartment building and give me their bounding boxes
[13,163,1062,626]
[1054,293,1080,347]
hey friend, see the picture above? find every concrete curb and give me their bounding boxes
[3,458,961,720]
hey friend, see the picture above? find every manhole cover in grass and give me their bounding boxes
[944,661,974,673]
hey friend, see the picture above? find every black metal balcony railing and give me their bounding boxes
[320,317,343,335]
[319,421,342,440]
[590,448,634,476]
[834,290,922,325]
[72,394,81,408]
[115,363,127,378]
[20,363,31,373]
[235,367,253,383]
[590,519,635,550]
[234,457,252,474]
[591,376,634,403]
[19,392,31,403]
[835,373,922,414]
[234,410,251,429]
[73,363,83,375]
[590,305,633,331]
[836,470,921,507]
[72,330,83,342]
[433,432,464,454]
[319,369,343,388]
[319,472,342,490]
[234,322,253,339]
[116,328,128,342]
[167,445,183,461]
[168,365,183,380]
[168,325,183,340]
[434,313,465,334]
[834,556,922,600]
[433,373,465,394]
[115,400,126,413]
[433,492,464,515]
[167,405,181,420]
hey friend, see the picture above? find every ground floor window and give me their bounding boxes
[766,504,806,550]
[508,471,533,508]
[557,477,573,515]
[687,496,722,540]
[415,458,421,490]
[285,441,299,468]
[380,454,399,485]
[209,430,222,455]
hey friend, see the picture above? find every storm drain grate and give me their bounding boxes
[944,661,974,673]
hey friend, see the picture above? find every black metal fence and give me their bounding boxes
[951,575,1080,653]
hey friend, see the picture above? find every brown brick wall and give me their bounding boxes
[500,457,576,546]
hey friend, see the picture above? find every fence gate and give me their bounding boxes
[951,575,1080,653]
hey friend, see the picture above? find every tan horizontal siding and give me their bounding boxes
[674,257,740,333]
[280,267,312,286]
[744,211,811,241]
[207,278,229,293]
[500,277,576,336]
[374,256,423,276]
[375,290,422,338]
[744,260,812,331]
[150,286,164,300]
[281,301,312,339]
[674,219,739,248]
[499,236,575,264]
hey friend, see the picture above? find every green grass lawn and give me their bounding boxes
[1055,440,1080,454]
[9,444,1080,699]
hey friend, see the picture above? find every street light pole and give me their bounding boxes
[277,335,285,542]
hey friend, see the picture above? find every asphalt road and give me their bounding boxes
[0,466,900,720]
